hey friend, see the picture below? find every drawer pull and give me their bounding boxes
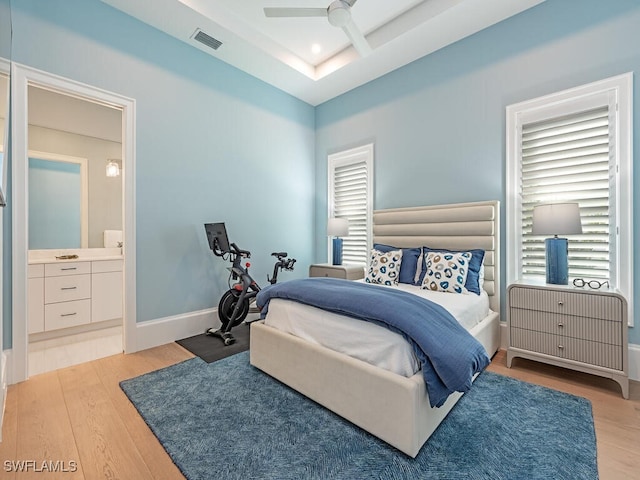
[557,345,564,349]
[61,312,77,317]
[557,322,564,328]
[557,301,564,306]
[61,267,77,271]
[61,286,77,291]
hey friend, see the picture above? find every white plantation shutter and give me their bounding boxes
[507,74,633,326]
[520,106,612,281]
[328,144,373,265]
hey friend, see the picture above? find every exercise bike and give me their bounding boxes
[204,222,296,346]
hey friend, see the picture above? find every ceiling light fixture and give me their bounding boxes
[311,43,322,54]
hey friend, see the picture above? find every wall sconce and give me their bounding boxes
[327,217,349,265]
[106,159,121,177]
[532,202,583,285]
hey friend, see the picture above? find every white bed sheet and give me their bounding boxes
[263,282,491,378]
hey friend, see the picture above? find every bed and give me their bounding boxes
[249,200,501,458]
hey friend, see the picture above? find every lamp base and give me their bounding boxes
[545,237,569,285]
[332,237,343,265]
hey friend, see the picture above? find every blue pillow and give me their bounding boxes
[420,247,485,295]
[373,244,422,285]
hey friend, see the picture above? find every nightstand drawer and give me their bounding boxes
[509,286,623,321]
[510,328,622,370]
[509,308,621,345]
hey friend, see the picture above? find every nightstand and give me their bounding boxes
[309,264,364,280]
[507,281,628,398]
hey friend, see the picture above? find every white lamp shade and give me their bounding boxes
[327,217,349,237]
[106,160,120,177]
[532,203,583,236]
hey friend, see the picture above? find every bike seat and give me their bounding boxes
[271,251,287,258]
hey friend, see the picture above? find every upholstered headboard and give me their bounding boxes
[372,200,500,316]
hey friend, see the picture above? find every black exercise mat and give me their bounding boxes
[176,323,250,363]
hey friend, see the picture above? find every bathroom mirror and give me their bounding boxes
[27,85,123,249]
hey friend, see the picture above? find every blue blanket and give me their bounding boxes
[256,278,490,408]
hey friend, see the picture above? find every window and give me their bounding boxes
[328,144,373,266]
[506,73,633,324]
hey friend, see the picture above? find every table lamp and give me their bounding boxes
[532,203,582,285]
[327,218,349,265]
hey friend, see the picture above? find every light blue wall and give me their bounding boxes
[0,0,9,60]
[4,0,315,347]
[314,0,640,345]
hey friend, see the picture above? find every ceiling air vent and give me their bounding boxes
[192,29,223,51]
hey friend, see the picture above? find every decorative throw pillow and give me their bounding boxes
[420,247,486,295]
[365,249,403,285]
[421,251,472,294]
[373,244,422,285]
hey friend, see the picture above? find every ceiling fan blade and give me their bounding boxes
[343,0,358,6]
[342,19,372,57]
[264,7,328,18]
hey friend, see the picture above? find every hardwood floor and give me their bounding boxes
[0,345,637,479]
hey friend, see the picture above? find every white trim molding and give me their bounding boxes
[327,143,374,265]
[628,343,640,383]
[11,62,137,382]
[134,308,218,352]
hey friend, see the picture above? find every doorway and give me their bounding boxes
[11,63,137,382]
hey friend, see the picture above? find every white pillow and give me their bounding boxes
[365,249,403,285]
[421,251,471,294]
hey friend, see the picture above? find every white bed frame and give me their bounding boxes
[250,200,501,458]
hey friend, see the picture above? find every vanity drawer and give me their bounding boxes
[92,259,123,273]
[45,299,91,331]
[45,274,91,304]
[45,262,91,277]
[509,285,623,322]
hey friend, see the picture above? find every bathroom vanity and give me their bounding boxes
[28,248,123,335]
[28,248,124,335]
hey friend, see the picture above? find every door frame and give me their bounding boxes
[11,62,137,383]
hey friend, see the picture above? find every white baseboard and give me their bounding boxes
[499,322,508,351]
[133,307,219,352]
[629,343,640,381]
[3,349,12,386]
[501,322,639,381]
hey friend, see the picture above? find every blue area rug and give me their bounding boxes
[120,351,598,480]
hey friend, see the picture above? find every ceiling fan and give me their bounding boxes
[264,0,373,57]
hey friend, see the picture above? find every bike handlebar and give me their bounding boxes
[230,242,251,258]
[280,258,296,270]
